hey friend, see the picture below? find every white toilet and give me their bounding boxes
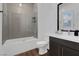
[37,40,49,55]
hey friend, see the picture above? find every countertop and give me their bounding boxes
[49,32,79,43]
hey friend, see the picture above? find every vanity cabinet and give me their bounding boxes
[49,36,79,56]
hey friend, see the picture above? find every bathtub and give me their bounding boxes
[3,37,38,56]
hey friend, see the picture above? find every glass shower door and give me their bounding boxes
[2,3,37,43]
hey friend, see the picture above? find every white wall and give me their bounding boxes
[38,3,57,41]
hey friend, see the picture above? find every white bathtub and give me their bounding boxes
[3,37,38,56]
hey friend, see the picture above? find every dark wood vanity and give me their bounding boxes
[49,36,79,56]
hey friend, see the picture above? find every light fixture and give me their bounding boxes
[19,3,22,7]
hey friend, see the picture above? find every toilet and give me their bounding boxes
[37,40,49,55]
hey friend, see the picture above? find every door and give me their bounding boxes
[3,3,36,40]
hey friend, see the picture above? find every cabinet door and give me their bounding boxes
[49,41,62,56]
[49,47,58,56]
[63,47,79,56]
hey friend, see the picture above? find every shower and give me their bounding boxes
[2,3,38,43]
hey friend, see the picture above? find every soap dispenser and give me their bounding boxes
[74,30,79,36]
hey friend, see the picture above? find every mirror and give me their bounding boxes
[58,3,79,32]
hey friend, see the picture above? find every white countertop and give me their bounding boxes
[49,32,79,43]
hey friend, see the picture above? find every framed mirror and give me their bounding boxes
[58,3,79,32]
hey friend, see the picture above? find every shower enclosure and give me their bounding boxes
[2,3,38,43]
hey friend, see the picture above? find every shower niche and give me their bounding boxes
[2,3,38,44]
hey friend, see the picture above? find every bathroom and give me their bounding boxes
[0,3,55,56]
[1,3,79,56]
